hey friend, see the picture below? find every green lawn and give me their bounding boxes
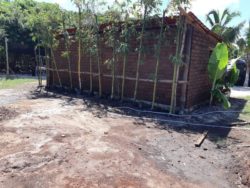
[239,96,250,125]
[0,77,37,89]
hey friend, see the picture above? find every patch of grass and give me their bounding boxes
[239,96,250,123]
[0,77,36,89]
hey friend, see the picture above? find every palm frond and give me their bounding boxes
[237,38,246,53]
[222,21,245,44]
[221,8,230,25]
[211,24,223,34]
[206,9,220,27]
[223,10,240,27]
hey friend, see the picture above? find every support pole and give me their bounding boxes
[38,46,42,86]
[180,25,193,111]
[5,37,9,76]
[45,48,50,87]
[170,16,187,114]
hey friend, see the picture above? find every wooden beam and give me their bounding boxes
[47,68,189,85]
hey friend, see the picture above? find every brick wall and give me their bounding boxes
[186,27,217,108]
[49,24,218,109]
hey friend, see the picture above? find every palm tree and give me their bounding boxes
[206,8,244,44]
[237,38,246,54]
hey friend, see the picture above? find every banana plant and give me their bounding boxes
[208,42,239,109]
[208,43,229,107]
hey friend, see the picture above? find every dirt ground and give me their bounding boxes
[0,83,250,188]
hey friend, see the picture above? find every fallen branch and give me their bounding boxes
[195,131,208,147]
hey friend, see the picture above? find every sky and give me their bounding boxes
[36,0,249,33]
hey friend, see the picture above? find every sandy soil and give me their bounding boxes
[0,83,249,188]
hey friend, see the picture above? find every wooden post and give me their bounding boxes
[134,5,148,101]
[45,48,50,87]
[38,46,42,86]
[170,15,187,114]
[121,50,128,101]
[121,14,129,101]
[5,37,9,76]
[77,7,82,91]
[51,48,62,87]
[180,25,193,111]
[89,53,93,93]
[95,14,102,97]
[34,47,39,85]
[111,38,116,99]
[152,10,166,110]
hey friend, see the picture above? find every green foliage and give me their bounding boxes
[0,0,37,59]
[61,51,70,58]
[208,43,228,81]
[167,0,193,13]
[206,8,244,45]
[208,43,239,109]
[212,89,231,109]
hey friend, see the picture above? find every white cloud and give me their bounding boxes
[190,0,240,16]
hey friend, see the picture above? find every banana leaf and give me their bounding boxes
[208,43,228,81]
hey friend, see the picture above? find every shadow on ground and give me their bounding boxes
[29,86,249,144]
